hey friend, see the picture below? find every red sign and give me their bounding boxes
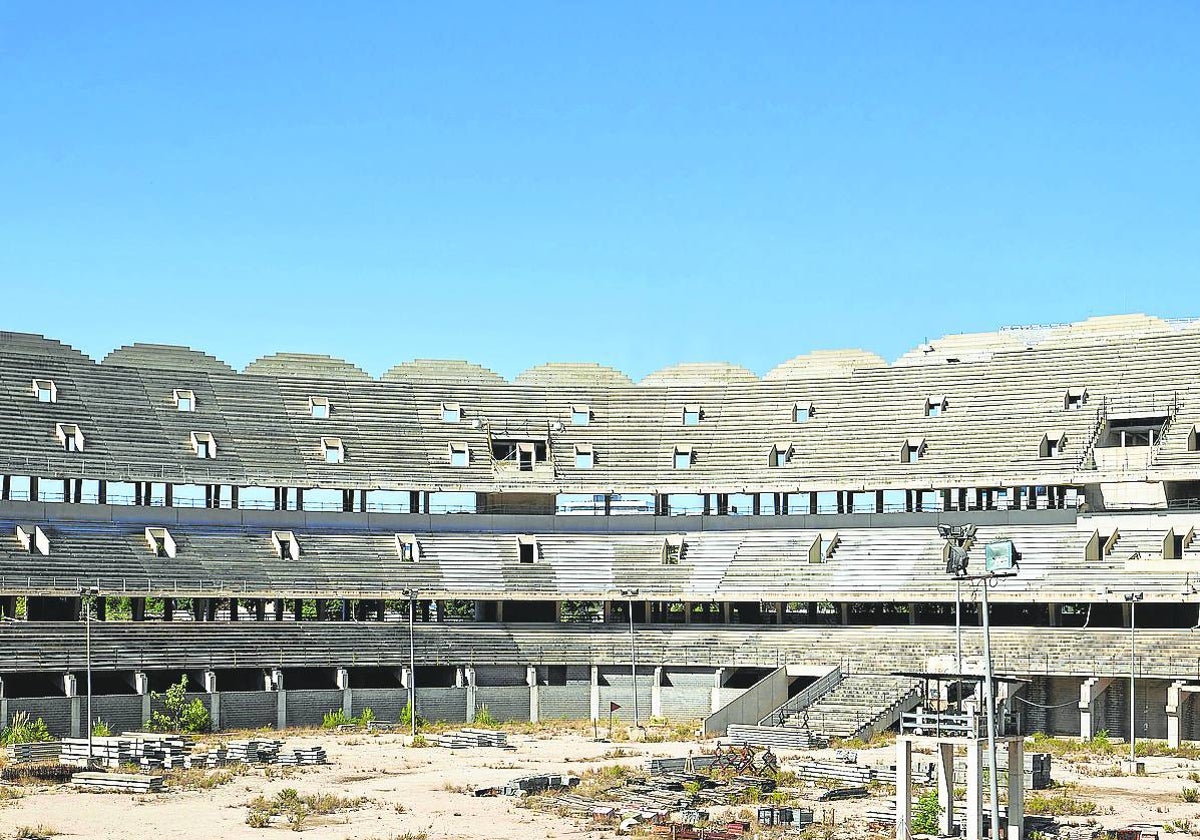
[609,702,621,712]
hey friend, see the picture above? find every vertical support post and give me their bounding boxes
[937,741,955,837]
[965,740,982,840]
[590,665,600,722]
[203,669,220,731]
[336,667,352,718]
[895,736,913,839]
[1168,680,1186,749]
[711,668,725,713]
[272,668,286,730]
[980,581,1002,840]
[628,596,639,729]
[1007,737,1025,839]
[527,665,539,724]
[651,666,663,719]
[135,671,150,728]
[64,673,81,739]
[464,665,477,723]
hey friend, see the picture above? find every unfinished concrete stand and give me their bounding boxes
[895,734,1023,840]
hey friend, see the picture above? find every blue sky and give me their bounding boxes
[1,3,1197,380]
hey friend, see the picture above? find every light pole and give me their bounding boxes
[401,588,418,737]
[1125,591,1144,765]
[80,585,98,766]
[619,588,639,729]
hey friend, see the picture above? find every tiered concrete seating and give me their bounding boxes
[782,674,922,738]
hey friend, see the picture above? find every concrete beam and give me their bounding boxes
[1079,677,1114,739]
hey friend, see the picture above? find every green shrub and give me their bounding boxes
[1183,786,1200,803]
[399,701,426,730]
[322,709,351,729]
[148,676,211,733]
[912,789,942,833]
[473,705,499,727]
[356,707,376,727]
[0,712,53,745]
[91,719,111,737]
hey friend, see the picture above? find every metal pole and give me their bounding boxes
[1130,597,1137,764]
[981,580,1001,840]
[629,597,639,729]
[408,593,417,737]
[956,577,963,676]
[85,590,93,765]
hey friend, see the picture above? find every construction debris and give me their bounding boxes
[71,771,164,793]
[60,734,325,770]
[430,728,511,750]
[726,724,828,750]
[6,741,63,764]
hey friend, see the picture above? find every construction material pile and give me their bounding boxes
[429,728,511,749]
[59,734,326,770]
[71,771,163,793]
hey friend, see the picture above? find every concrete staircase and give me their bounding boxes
[782,674,922,739]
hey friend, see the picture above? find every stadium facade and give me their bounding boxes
[2,313,1200,741]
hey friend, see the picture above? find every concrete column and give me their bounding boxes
[965,740,982,840]
[0,677,7,731]
[1006,737,1024,839]
[937,742,955,837]
[271,668,286,729]
[135,671,150,727]
[1079,677,1113,739]
[722,603,732,624]
[336,667,352,718]
[840,603,850,625]
[590,665,600,721]
[1167,680,1188,749]
[711,668,725,713]
[64,674,80,738]
[527,666,539,723]
[895,737,913,840]
[464,666,477,722]
[203,670,220,731]
[651,666,664,719]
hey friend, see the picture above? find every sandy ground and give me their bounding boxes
[5,730,1200,839]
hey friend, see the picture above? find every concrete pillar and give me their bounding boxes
[1167,680,1188,749]
[603,601,613,622]
[711,668,725,713]
[1006,737,1024,839]
[590,665,600,721]
[0,676,6,731]
[464,666,477,722]
[203,670,220,730]
[722,603,732,624]
[336,668,352,718]
[272,668,286,729]
[135,671,151,727]
[64,674,80,738]
[1079,677,1113,739]
[908,603,918,625]
[895,737,913,839]
[527,666,539,723]
[937,742,955,837]
[965,740,982,840]
[840,603,850,625]
[651,666,664,719]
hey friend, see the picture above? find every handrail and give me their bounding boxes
[759,664,842,726]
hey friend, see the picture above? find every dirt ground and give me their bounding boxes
[4,726,1200,839]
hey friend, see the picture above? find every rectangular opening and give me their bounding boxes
[309,396,330,419]
[571,404,590,426]
[145,526,177,558]
[1065,388,1088,410]
[673,446,692,470]
[662,535,685,565]
[902,438,924,463]
[449,442,469,467]
[793,402,812,423]
[32,379,57,403]
[16,525,50,556]
[682,405,701,426]
[55,422,84,452]
[191,431,216,459]
[491,439,547,470]
[925,396,946,417]
[574,444,594,469]
[271,530,299,560]
[771,443,791,467]
[173,389,195,412]
[441,402,461,423]
[516,535,537,564]
[322,437,344,463]
[396,534,420,562]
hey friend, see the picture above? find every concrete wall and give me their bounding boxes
[7,697,72,737]
[417,687,468,723]
[539,685,589,720]
[286,689,343,727]
[599,667,653,723]
[475,686,530,722]
[221,690,278,730]
[91,694,144,734]
[661,668,718,718]
[352,688,406,723]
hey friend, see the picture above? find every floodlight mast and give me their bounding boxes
[940,526,1012,840]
